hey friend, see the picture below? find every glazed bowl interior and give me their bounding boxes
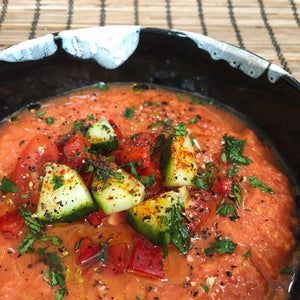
[0,26,299,298]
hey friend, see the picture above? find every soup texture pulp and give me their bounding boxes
[0,84,297,300]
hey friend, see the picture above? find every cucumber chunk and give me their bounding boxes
[87,117,118,153]
[126,186,188,249]
[91,163,146,215]
[160,135,197,187]
[35,163,96,223]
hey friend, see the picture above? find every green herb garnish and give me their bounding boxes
[0,176,19,194]
[17,209,67,299]
[173,122,188,136]
[45,117,54,125]
[123,107,135,120]
[222,134,252,166]
[204,237,236,257]
[87,114,94,120]
[200,283,209,293]
[248,176,274,194]
[243,248,251,259]
[192,176,210,191]
[139,173,156,188]
[217,204,238,217]
[51,175,64,191]
[21,193,31,199]
[189,117,198,124]
[161,203,191,255]
[97,82,109,91]
[227,165,240,179]
[177,93,184,101]
[230,181,242,207]
[36,110,46,118]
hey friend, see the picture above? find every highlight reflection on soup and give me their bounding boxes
[0,84,297,299]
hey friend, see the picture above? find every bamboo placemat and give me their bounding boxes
[0,0,299,81]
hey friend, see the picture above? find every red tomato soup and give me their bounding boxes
[0,84,298,300]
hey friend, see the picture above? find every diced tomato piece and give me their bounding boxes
[128,239,164,278]
[110,145,151,171]
[212,176,233,198]
[75,237,102,265]
[130,132,160,147]
[86,209,107,227]
[0,211,24,237]
[103,243,129,276]
[62,131,90,169]
[185,190,216,234]
[14,135,60,210]
[108,119,126,148]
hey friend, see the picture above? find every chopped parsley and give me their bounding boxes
[230,181,242,207]
[248,176,274,194]
[192,167,216,192]
[200,283,209,294]
[176,93,184,101]
[161,202,191,255]
[45,117,55,125]
[227,165,240,179]
[189,117,198,124]
[94,163,124,182]
[148,119,173,129]
[36,110,46,118]
[217,203,238,217]
[190,135,196,146]
[123,107,135,120]
[72,120,85,133]
[191,97,205,105]
[0,176,19,194]
[222,134,252,165]
[21,193,31,199]
[204,237,236,257]
[243,248,251,259]
[173,122,188,136]
[51,175,64,191]
[97,82,109,91]
[139,173,156,188]
[88,114,94,120]
[192,176,210,192]
[17,210,66,299]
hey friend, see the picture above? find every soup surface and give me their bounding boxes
[0,84,297,300]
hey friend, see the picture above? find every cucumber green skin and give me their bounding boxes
[91,137,119,154]
[126,210,170,249]
[126,187,187,249]
[35,164,96,224]
[37,202,96,223]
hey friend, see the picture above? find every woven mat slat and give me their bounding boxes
[0,0,299,81]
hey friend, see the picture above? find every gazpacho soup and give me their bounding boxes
[0,84,298,300]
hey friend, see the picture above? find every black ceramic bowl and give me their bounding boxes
[0,26,299,298]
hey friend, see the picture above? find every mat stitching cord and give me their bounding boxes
[134,0,139,25]
[196,0,207,36]
[165,0,172,29]
[100,0,106,26]
[29,0,41,39]
[66,0,73,30]
[289,0,300,27]
[257,0,291,73]
[227,0,245,49]
[0,0,8,30]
